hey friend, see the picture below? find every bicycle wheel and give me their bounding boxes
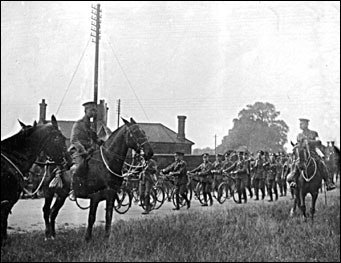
[154,186,165,210]
[194,182,205,204]
[114,188,132,214]
[217,182,228,204]
[171,189,187,208]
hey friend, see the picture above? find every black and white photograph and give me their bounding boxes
[1,1,340,261]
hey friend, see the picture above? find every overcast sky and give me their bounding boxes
[1,1,340,150]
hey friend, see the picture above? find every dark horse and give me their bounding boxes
[289,140,326,221]
[42,117,153,241]
[1,116,70,245]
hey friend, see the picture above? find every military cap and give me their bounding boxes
[82,101,97,110]
[202,153,209,157]
[175,151,184,156]
[299,118,310,123]
[257,150,264,155]
[216,153,223,157]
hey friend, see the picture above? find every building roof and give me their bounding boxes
[50,120,193,145]
[138,123,194,145]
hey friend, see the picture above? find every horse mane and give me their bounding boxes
[1,123,54,152]
[106,124,126,141]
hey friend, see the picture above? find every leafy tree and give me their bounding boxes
[217,102,289,153]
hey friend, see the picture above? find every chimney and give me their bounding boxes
[177,115,186,140]
[39,99,47,124]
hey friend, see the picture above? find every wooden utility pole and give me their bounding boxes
[214,134,217,155]
[117,99,121,129]
[91,4,101,131]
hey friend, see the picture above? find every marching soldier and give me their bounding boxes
[211,153,224,198]
[161,151,190,210]
[287,118,335,191]
[190,153,214,206]
[68,101,104,200]
[221,150,235,198]
[252,150,266,200]
[265,153,278,202]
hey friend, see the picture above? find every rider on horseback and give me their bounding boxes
[287,118,336,191]
[68,101,104,200]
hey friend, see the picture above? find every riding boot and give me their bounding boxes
[202,192,208,206]
[173,195,180,210]
[261,188,265,200]
[208,192,213,206]
[243,189,247,203]
[274,187,278,201]
[237,191,242,204]
[268,186,272,202]
[255,188,259,200]
[182,194,190,209]
[248,187,253,198]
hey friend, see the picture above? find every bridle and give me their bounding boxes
[99,124,150,178]
[1,128,67,182]
[294,142,317,182]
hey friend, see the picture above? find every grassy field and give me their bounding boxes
[1,195,340,262]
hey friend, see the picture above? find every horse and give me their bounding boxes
[289,140,326,221]
[41,117,153,242]
[325,144,340,183]
[1,115,70,245]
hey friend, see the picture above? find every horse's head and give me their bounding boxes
[122,118,154,160]
[31,115,71,166]
[292,140,310,171]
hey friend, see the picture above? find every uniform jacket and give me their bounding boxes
[190,161,213,178]
[163,159,188,185]
[297,129,318,143]
[253,158,265,179]
[69,116,98,153]
[141,159,158,183]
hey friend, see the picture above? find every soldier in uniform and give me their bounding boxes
[220,151,235,199]
[139,156,158,215]
[68,101,103,199]
[161,151,190,210]
[211,153,224,198]
[287,118,336,191]
[252,150,266,200]
[233,151,249,203]
[265,153,278,202]
[190,153,214,206]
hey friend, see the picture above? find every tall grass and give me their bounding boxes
[1,196,340,262]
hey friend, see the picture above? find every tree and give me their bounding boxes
[217,102,289,153]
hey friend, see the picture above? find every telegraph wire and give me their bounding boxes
[105,36,150,121]
[56,37,91,115]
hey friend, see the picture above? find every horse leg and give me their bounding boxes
[104,190,116,239]
[43,192,54,240]
[299,190,307,220]
[85,195,100,242]
[50,194,68,238]
[310,192,318,223]
[1,203,11,245]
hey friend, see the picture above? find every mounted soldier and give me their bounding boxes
[68,101,104,200]
[287,118,335,191]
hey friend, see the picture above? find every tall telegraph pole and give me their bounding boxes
[91,4,101,131]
